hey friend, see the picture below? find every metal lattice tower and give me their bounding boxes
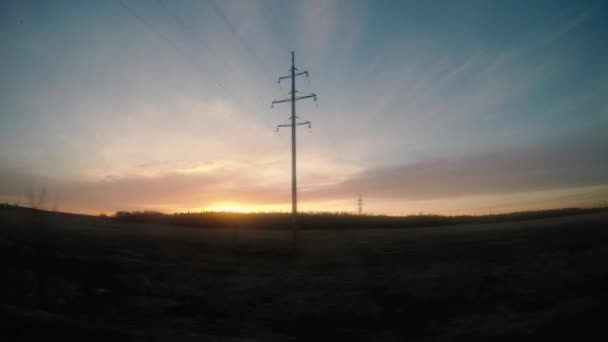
[272,51,317,248]
[357,194,363,215]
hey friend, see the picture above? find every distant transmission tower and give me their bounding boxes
[272,51,317,249]
[357,193,363,215]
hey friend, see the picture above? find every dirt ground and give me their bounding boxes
[1,207,608,341]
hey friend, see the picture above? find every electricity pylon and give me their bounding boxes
[272,51,317,249]
[357,193,363,215]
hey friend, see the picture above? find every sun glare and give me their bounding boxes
[198,202,286,213]
[205,203,252,213]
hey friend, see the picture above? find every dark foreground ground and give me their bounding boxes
[1,207,608,341]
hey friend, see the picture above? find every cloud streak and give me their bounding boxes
[1,0,607,214]
[310,139,608,201]
[2,138,606,214]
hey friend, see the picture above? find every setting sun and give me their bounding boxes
[0,0,606,217]
[198,202,287,213]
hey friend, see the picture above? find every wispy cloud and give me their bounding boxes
[309,138,608,202]
[1,0,607,214]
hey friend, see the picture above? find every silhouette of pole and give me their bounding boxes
[291,51,297,222]
[357,193,363,215]
[272,51,317,250]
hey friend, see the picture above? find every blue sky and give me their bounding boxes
[1,0,607,214]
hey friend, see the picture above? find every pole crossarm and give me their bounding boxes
[278,70,309,83]
[277,120,311,128]
[277,116,311,130]
[271,93,317,107]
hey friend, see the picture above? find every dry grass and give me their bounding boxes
[2,206,608,341]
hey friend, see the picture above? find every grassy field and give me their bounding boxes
[112,206,608,230]
[1,206,608,341]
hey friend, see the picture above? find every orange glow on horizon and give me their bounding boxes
[195,202,288,213]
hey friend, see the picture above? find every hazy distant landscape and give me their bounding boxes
[111,206,608,230]
[2,205,608,341]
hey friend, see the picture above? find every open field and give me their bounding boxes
[2,206,608,341]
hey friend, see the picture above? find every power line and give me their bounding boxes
[155,0,274,129]
[203,0,276,112]
[272,51,317,250]
[115,0,228,92]
[207,0,273,76]
[156,0,230,75]
[117,0,274,130]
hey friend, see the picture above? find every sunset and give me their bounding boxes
[1,0,608,340]
[2,0,607,215]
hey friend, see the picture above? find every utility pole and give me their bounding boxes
[272,51,317,250]
[357,193,363,216]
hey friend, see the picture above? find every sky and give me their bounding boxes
[1,0,607,215]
